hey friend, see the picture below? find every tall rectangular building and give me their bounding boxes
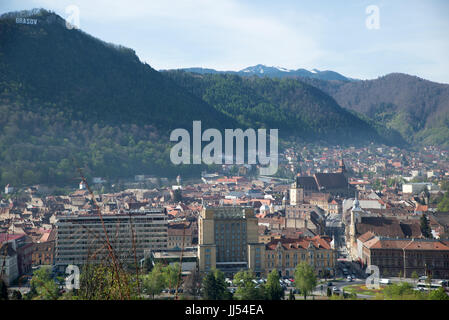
[198,206,264,275]
[55,208,167,271]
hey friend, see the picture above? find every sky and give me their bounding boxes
[1,0,449,83]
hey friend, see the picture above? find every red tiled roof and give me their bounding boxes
[358,231,376,243]
[365,238,449,251]
[0,233,26,242]
[266,236,332,251]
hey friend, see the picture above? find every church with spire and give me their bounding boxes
[348,192,363,260]
[291,157,353,198]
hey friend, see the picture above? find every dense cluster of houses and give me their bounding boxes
[1,144,448,285]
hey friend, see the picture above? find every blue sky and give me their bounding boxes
[1,0,449,83]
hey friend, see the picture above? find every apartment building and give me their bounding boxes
[55,208,168,271]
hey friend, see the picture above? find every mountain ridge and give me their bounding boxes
[163,64,354,81]
[297,73,449,147]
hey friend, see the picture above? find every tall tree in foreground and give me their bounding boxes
[294,262,317,300]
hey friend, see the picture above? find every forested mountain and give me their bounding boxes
[170,64,352,81]
[299,74,449,147]
[0,9,235,186]
[0,9,430,188]
[163,71,401,145]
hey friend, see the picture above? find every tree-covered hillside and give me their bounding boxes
[300,74,449,148]
[0,9,233,186]
[164,71,398,145]
[0,9,410,187]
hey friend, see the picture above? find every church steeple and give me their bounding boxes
[337,157,347,174]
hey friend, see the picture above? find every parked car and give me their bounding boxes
[438,280,448,287]
[327,282,333,286]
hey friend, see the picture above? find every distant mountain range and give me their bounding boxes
[165,64,353,81]
[168,65,449,148]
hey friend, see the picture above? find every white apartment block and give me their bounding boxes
[55,208,168,271]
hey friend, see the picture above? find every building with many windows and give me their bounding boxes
[361,236,449,278]
[264,235,337,278]
[198,206,265,275]
[55,208,168,271]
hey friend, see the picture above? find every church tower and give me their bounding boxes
[290,174,304,206]
[349,192,362,259]
[337,158,347,175]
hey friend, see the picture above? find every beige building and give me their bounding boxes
[198,206,264,275]
[264,236,337,278]
[167,223,193,249]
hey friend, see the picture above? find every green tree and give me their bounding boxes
[294,262,317,300]
[265,269,284,300]
[411,271,419,284]
[143,263,166,299]
[172,189,183,203]
[382,282,418,300]
[77,264,138,300]
[163,263,181,292]
[437,193,449,212]
[29,266,59,300]
[202,269,229,300]
[233,269,265,300]
[428,287,449,300]
[420,214,432,238]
